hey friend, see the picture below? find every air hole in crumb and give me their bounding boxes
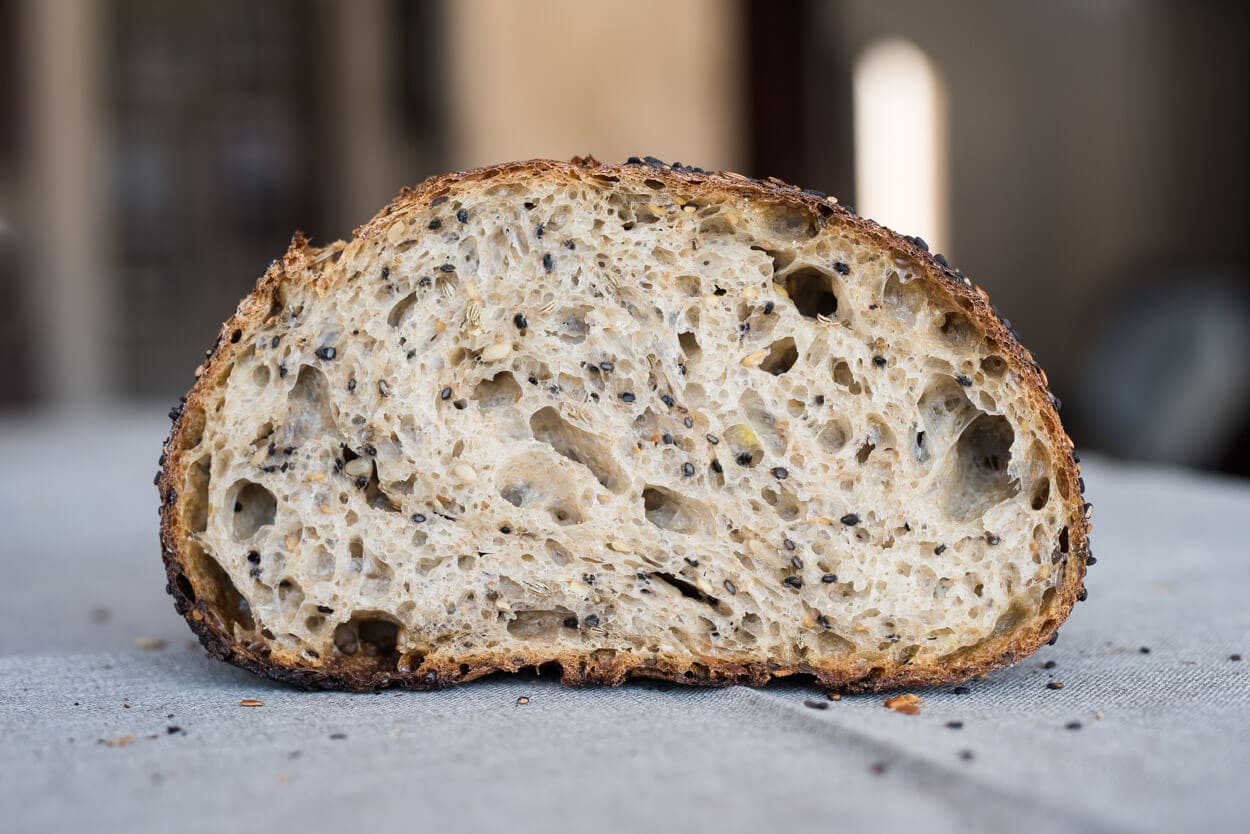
[780,267,838,318]
[678,330,702,363]
[946,415,1019,521]
[675,275,701,296]
[832,360,861,393]
[231,481,276,540]
[759,337,798,375]
[252,365,271,387]
[184,455,212,533]
[387,293,418,327]
[1030,477,1051,511]
[939,312,975,344]
[818,419,852,453]
[980,355,1007,377]
[474,371,522,408]
[191,546,254,633]
[642,486,711,536]
[507,609,576,639]
[530,406,627,493]
[333,613,401,669]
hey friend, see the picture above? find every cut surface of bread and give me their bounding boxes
[158,157,1090,691]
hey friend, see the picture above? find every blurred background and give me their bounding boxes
[1,0,1248,474]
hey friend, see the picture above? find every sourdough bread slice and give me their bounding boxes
[158,157,1090,691]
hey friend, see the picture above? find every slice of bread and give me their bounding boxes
[158,157,1090,691]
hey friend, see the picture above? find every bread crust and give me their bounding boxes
[157,157,1090,692]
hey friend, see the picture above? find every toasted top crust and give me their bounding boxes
[157,157,1090,691]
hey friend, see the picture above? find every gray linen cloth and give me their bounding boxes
[1,410,1247,834]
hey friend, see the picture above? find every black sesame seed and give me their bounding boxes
[763,301,775,315]
[314,346,336,361]
[418,276,431,287]
[1048,632,1060,646]
[514,313,528,330]
[528,376,538,385]
[363,444,377,456]
[440,263,455,272]
[246,551,260,564]
[783,538,796,551]
[317,605,333,614]
[583,614,600,628]
[662,433,674,445]
[230,330,241,343]
[380,266,390,279]
[790,556,803,570]
[934,253,949,267]
[599,361,615,372]
[430,196,448,207]
[840,513,860,526]
[952,686,970,695]
[329,732,346,740]
[499,526,512,534]
[1077,587,1088,602]
[271,335,281,348]
[958,750,974,762]
[411,513,427,523]
[909,235,930,252]
[354,476,368,489]
[440,387,452,400]
[711,459,723,473]
[956,374,972,387]
[1046,681,1065,690]
[803,699,829,711]
[821,574,837,583]
[813,395,825,406]
[946,721,963,729]
[681,462,695,477]
[582,573,595,585]
[456,208,468,223]
[1065,721,1082,731]
[347,378,357,392]
[620,392,636,403]
[739,322,750,335]
[661,394,675,408]
[706,433,720,445]
[1231,654,1242,661]
[872,355,886,367]
[536,222,545,238]
[934,544,947,555]
[724,579,737,595]
[428,218,442,230]
[1087,555,1098,566]
[783,576,802,589]
[683,417,693,428]
[771,467,789,480]
[1043,660,1056,669]
[832,262,850,275]
[736,452,753,466]
[564,239,576,250]
[542,253,554,272]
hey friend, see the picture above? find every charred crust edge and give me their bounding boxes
[156,157,1090,693]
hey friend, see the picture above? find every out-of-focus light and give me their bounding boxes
[853,38,947,253]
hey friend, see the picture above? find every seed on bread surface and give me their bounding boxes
[160,157,1086,693]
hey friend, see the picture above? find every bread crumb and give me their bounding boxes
[883,693,923,714]
[827,692,842,701]
[387,221,407,243]
[516,696,530,705]
[98,735,135,747]
[132,637,167,650]
[240,699,264,707]
[453,463,478,482]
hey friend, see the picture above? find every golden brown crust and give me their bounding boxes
[157,157,1090,692]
